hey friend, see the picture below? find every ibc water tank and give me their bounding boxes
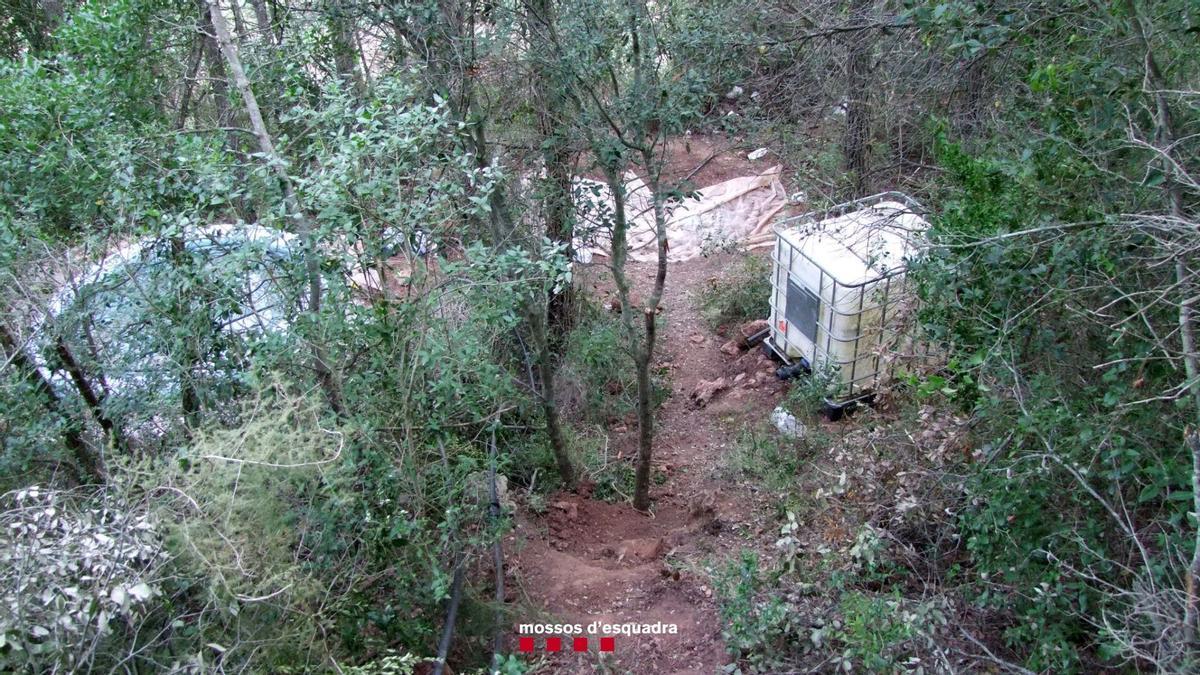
[767,193,927,400]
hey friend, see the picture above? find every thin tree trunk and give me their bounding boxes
[432,562,464,675]
[248,0,272,43]
[488,433,506,672]
[1125,0,1200,645]
[199,1,237,153]
[631,145,669,512]
[529,306,576,486]
[198,0,255,221]
[622,4,670,511]
[460,39,575,484]
[169,237,203,433]
[204,0,345,416]
[327,0,364,95]
[268,0,284,44]
[631,307,656,510]
[525,0,576,336]
[0,323,102,481]
[176,37,205,129]
[433,439,464,675]
[52,337,126,455]
[599,145,665,512]
[229,0,247,42]
[173,49,206,433]
[843,0,872,197]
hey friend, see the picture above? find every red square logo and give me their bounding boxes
[599,636,615,652]
[545,637,561,652]
[518,636,534,653]
[572,636,588,652]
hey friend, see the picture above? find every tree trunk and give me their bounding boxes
[327,0,365,95]
[631,144,669,512]
[172,52,206,433]
[525,0,576,336]
[843,0,872,197]
[451,4,574,483]
[0,323,102,482]
[204,0,345,416]
[529,305,576,486]
[268,0,284,44]
[229,0,247,42]
[601,147,667,512]
[52,337,126,455]
[199,1,237,152]
[1124,0,1200,646]
[176,36,205,128]
[592,4,670,511]
[169,237,203,433]
[631,308,656,510]
[248,0,272,43]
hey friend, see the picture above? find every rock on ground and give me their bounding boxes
[689,378,728,408]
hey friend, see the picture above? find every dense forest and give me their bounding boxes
[1,0,1198,672]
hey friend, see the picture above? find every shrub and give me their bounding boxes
[713,551,797,672]
[782,363,842,421]
[697,253,771,331]
[725,425,823,494]
[561,302,668,426]
[0,485,166,672]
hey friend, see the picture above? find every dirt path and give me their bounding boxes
[508,253,790,674]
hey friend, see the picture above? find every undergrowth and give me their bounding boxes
[696,253,771,331]
[713,396,973,674]
[561,302,642,426]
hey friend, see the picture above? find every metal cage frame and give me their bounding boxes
[765,191,926,403]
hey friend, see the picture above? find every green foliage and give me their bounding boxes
[561,302,641,425]
[725,426,816,493]
[3,0,1198,671]
[782,364,841,421]
[696,253,771,331]
[0,368,78,491]
[831,592,919,672]
[907,2,1200,662]
[913,133,1194,668]
[591,460,636,503]
[713,552,795,673]
[340,652,421,675]
[0,0,189,237]
[714,535,951,674]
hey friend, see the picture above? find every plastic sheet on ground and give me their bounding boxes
[573,165,790,263]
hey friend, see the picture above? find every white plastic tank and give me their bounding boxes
[768,194,927,398]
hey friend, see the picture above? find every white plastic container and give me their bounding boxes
[767,193,927,400]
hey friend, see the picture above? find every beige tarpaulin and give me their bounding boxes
[574,165,790,263]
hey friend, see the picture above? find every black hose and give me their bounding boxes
[488,432,506,673]
[433,563,465,675]
[745,327,770,348]
[433,439,464,675]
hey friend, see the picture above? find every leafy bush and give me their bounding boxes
[913,129,1199,669]
[591,460,636,502]
[830,592,929,672]
[782,363,842,421]
[0,485,166,672]
[713,552,797,673]
[560,302,643,425]
[724,424,825,495]
[697,253,771,331]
